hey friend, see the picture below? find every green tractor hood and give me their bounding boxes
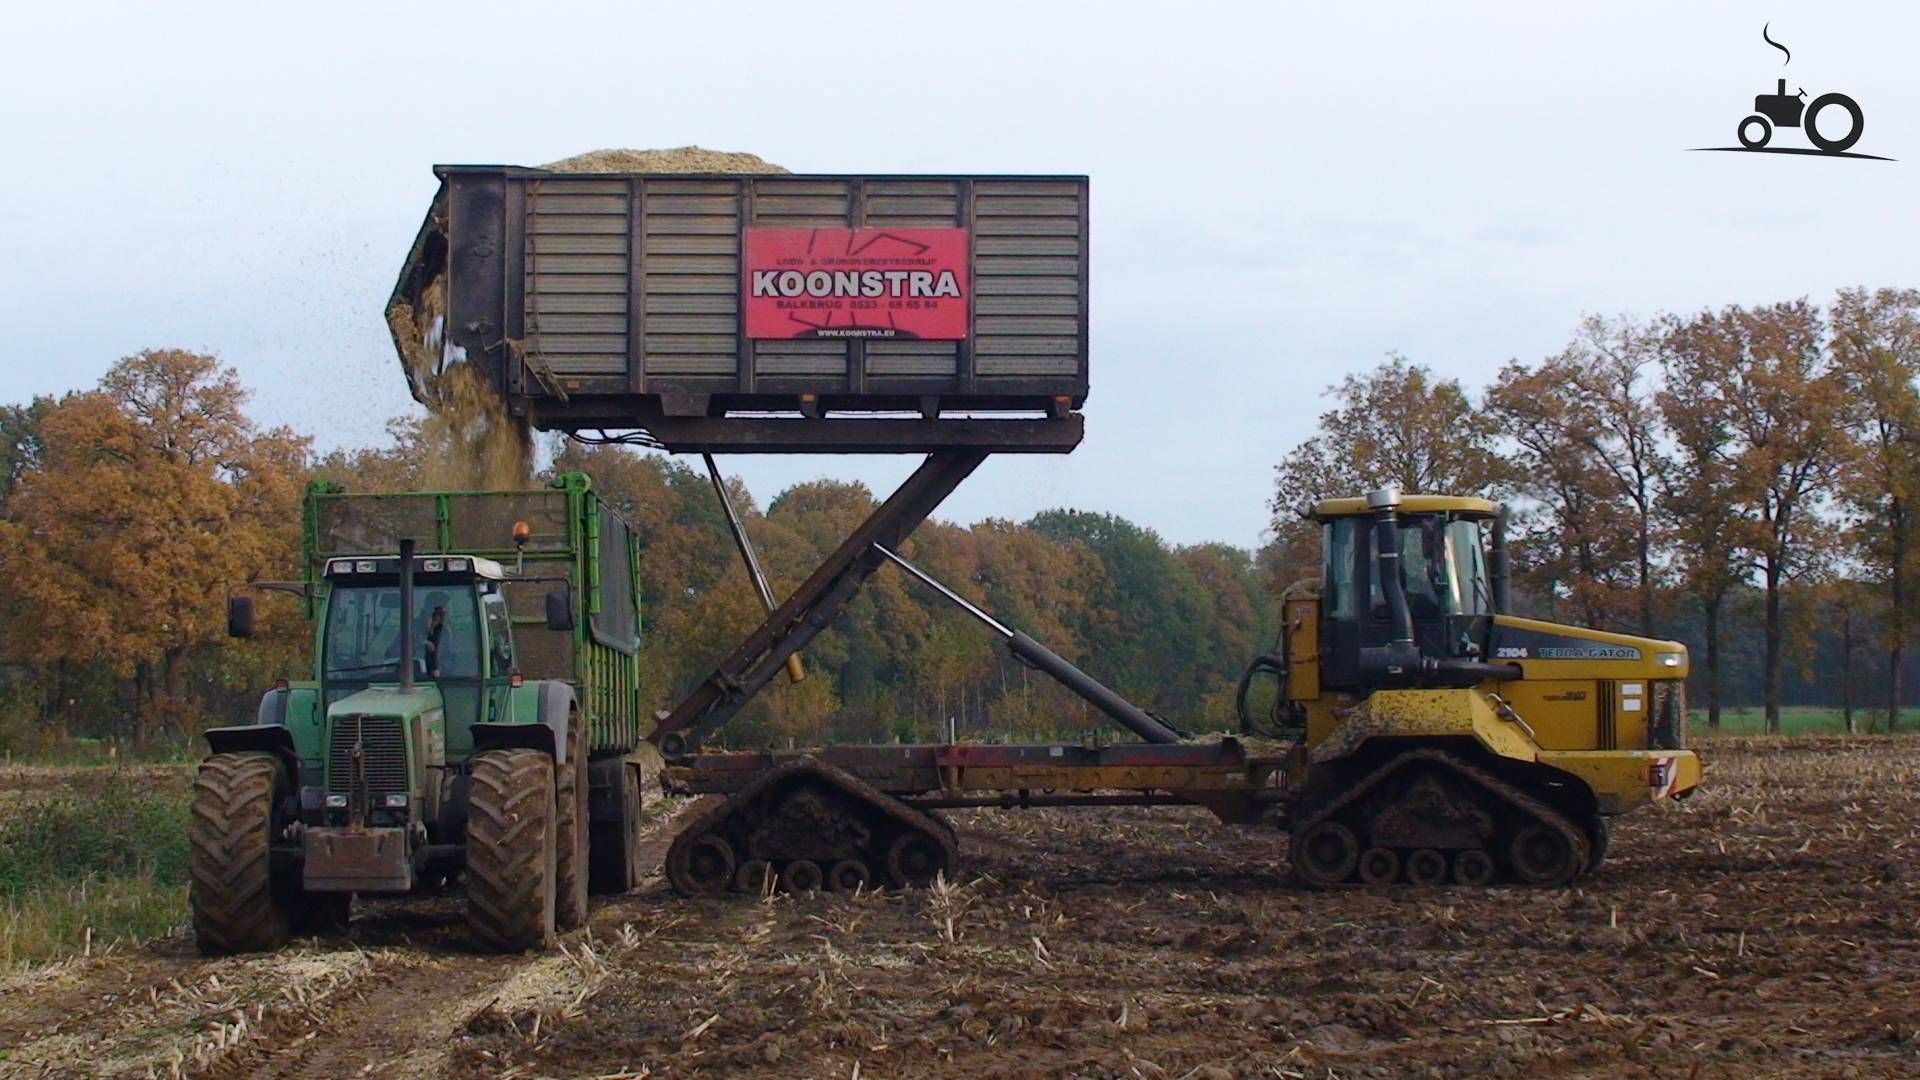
[322,687,447,803]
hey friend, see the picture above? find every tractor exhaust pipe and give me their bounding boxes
[1369,488,1415,648]
[1489,503,1513,614]
[398,537,416,692]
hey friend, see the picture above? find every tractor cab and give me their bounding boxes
[1313,490,1510,692]
[318,554,515,694]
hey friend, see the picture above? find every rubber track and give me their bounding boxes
[554,716,590,928]
[665,757,958,895]
[465,748,557,952]
[1291,747,1590,886]
[190,752,290,955]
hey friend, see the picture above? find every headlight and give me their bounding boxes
[1656,652,1684,667]
[383,792,410,808]
[324,793,349,808]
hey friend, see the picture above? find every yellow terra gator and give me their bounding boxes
[1265,489,1700,888]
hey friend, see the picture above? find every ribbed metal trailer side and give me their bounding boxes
[392,168,1090,450]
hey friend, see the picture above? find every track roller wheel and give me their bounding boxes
[1509,824,1582,886]
[1356,846,1400,885]
[1291,821,1360,887]
[828,859,871,892]
[886,832,947,888]
[466,748,559,953]
[1404,848,1448,886]
[190,752,296,955]
[780,859,824,893]
[671,834,737,895]
[1451,848,1496,886]
[734,859,775,895]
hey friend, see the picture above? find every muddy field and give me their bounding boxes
[2,736,1918,1079]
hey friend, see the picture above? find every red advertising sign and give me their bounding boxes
[743,228,969,340]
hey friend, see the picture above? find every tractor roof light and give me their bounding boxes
[423,558,445,572]
[512,521,531,547]
[448,558,469,571]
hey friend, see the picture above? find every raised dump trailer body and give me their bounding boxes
[392,168,1089,450]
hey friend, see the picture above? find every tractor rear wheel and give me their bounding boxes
[466,749,558,952]
[589,760,644,894]
[190,752,295,955]
[554,718,590,929]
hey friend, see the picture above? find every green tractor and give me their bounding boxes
[192,473,654,953]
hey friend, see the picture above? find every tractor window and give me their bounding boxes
[482,591,515,675]
[1445,519,1493,616]
[1366,521,1447,621]
[1323,519,1362,619]
[323,586,481,681]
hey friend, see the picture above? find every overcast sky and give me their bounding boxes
[2,2,1914,549]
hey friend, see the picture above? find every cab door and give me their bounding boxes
[481,590,518,725]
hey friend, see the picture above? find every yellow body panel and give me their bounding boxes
[1537,749,1701,814]
[1492,614,1690,681]
[1284,593,1321,700]
[1311,689,1537,764]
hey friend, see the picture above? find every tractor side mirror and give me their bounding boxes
[544,589,574,632]
[227,595,256,639]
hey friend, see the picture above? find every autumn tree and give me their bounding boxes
[0,351,309,744]
[1268,355,1508,585]
[1567,317,1669,635]
[1487,351,1627,628]
[1830,287,1920,730]
[1666,303,1849,733]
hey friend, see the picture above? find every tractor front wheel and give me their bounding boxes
[1738,114,1772,149]
[465,748,558,952]
[190,752,295,955]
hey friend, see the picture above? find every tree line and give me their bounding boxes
[3,287,1911,751]
[0,350,1272,751]
[1269,287,1920,734]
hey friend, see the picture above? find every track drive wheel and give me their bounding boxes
[885,831,950,888]
[668,834,737,895]
[466,748,559,952]
[1509,823,1583,886]
[554,717,590,929]
[1291,820,1360,888]
[190,752,296,955]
